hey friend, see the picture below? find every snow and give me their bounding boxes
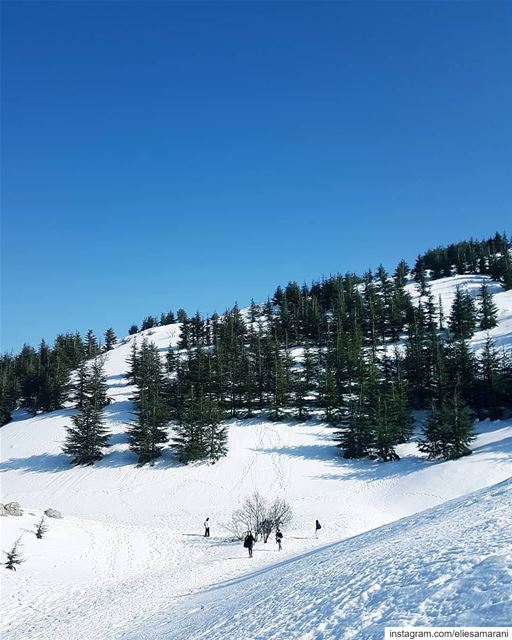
[132,478,512,640]
[405,274,512,353]
[1,275,512,639]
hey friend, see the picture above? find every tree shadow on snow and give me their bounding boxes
[108,432,130,446]
[315,456,440,483]
[94,448,139,468]
[470,435,512,458]
[106,374,126,382]
[255,437,457,483]
[103,401,134,425]
[255,443,339,462]
[0,453,71,473]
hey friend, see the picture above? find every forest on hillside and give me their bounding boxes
[1,232,511,467]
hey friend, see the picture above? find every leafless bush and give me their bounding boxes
[222,492,292,542]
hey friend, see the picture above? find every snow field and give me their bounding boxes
[1,275,512,639]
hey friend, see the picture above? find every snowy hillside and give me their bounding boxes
[1,275,512,639]
[405,274,512,351]
[132,478,512,640]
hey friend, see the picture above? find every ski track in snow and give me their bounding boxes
[1,276,512,639]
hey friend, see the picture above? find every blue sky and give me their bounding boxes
[1,1,511,352]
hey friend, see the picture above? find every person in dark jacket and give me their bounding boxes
[243,531,256,558]
[204,517,210,537]
[275,528,283,551]
[315,519,322,539]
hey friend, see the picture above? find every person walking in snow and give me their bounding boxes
[275,528,283,551]
[244,531,255,558]
[315,519,322,539]
[204,517,210,537]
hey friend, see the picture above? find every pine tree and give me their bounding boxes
[478,284,498,330]
[166,345,178,375]
[71,360,88,408]
[88,356,110,409]
[128,340,169,465]
[319,347,339,423]
[178,317,191,350]
[35,516,48,539]
[389,352,413,443]
[173,388,205,462]
[141,316,157,330]
[35,339,52,411]
[419,398,451,459]
[203,394,227,462]
[249,299,260,324]
[438,295,445,331]
[449,287,476,340]
[446,338,475,406]
[104,328,117,351]
[446,385,475,459]
[374,387,400,461]
[293,342,316,420]
[126,339,139,385]
[404,306,429,408]
[63,357,110,465]
[415,266,429,297]
[85,329,100,359]
[159,310,176,326]
[475,335,501,419]
[270,339,289,421]
[176,308,188,324]
[419,384,475,460]
[336,383,374,459]
[4,537,24,571]
[501,350,512,411]
[0,357,18,426]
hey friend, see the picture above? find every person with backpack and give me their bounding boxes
[275,528,283,551]
[204,517,210,537]
[315,519,322,539]
[243,531,255,558]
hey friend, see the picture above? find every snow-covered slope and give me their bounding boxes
[131,478,512,640]
[1,275,512,639]
[406,274,512,351]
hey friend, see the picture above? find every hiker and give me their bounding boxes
[275,528,283,551]
[243,531,256,558]
[204,517,210,537]
[315,519,322,539]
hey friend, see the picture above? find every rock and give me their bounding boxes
[0,503,7,516]
[4,502,23,516]
[44,508,62,519]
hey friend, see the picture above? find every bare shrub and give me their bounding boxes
[223,492,292,542]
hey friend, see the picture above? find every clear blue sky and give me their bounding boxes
[1,1,511,352]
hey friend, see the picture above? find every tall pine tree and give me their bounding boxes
[128,340,169,465]
[63,357,110,465]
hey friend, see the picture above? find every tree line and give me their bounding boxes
[1,233,511,468]
[0,328,117,426]
[118,260,510,466]
[413,231,512,288]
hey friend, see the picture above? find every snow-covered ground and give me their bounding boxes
[132,478,512,640]
[406,274,512,352]
[1,275,511,639]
